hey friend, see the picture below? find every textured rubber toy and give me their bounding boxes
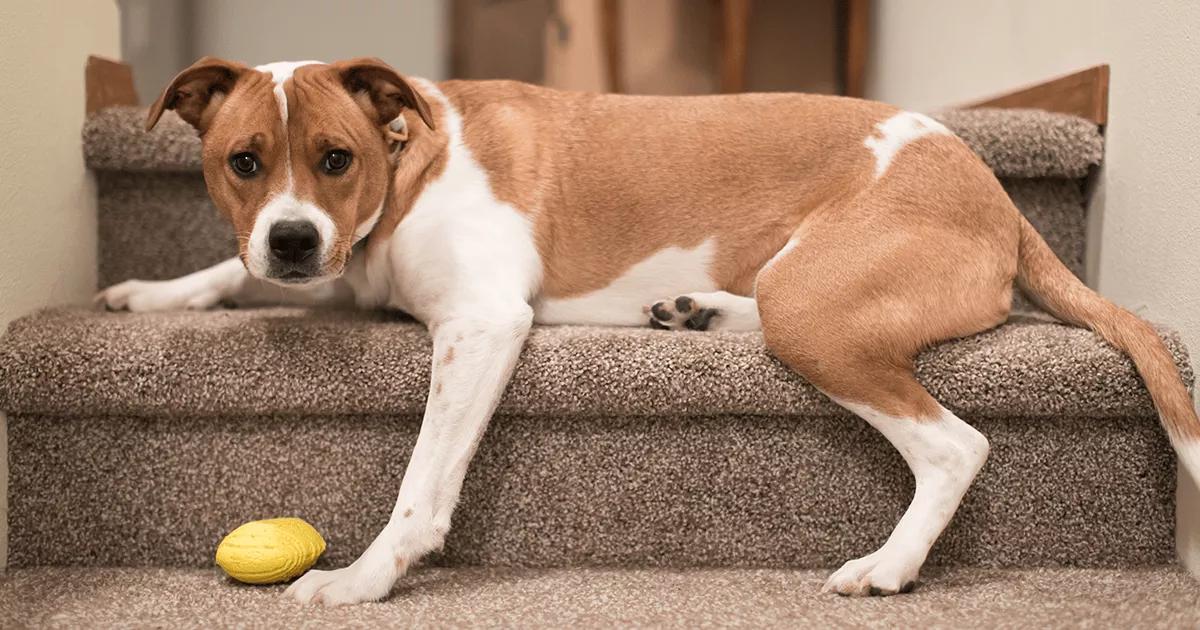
[215,517,326,584]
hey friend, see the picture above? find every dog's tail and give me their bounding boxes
[1015,215,1200,483]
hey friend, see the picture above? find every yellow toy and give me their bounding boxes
[215,517,326,584]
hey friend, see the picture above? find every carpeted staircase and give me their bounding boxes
[0,106,1197,627]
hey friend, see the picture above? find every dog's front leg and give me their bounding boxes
[286,306,533,606]
[96,257,351,311]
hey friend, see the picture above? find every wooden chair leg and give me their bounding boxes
[841,0,868,98]
[600,0,623,93]
[719,0,752,93]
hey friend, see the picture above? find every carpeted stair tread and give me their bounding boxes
[1,309,1184,569]
[0,307,1190,419]
[935,108,1104,179]
[1,566,1196,629]
[83,105,1104,179]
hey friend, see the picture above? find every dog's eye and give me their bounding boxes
[229,152,259,178]
[322,150,352,175]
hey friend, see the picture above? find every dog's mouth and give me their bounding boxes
[265,269,337,287]
[258,259,347,288]
[243,243,351,288]
[279,270,311,282]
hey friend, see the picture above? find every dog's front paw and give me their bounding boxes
[284,565,392,606]
[646,295,719,331]
[822,551,919,597]
[95,279,221,312]
[285,548,403,606]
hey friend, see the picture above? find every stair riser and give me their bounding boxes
[94,172,1085,290]
[96,171,233,289]
[9,412,1174,569]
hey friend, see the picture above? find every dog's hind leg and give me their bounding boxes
[754,193,1017,595]
[819,390,989,595]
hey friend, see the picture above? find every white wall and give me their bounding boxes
[866,0,1200,573]
[0,0,122,570]
[189,0,447,80]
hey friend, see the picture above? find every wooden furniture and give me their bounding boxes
[717,0,753,93]
[456,0,867,96]
[602,0,868,95]
[840,0,869,98]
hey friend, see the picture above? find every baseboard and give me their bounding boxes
[1,412,8,573]
[1179,461,1200,577]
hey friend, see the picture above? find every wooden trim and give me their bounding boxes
[449,0,470,79]
[85,55,138,114]
[600,0,623,93]
[718,0,752,93]
[963,64,1110,126]
[841,0,869,98]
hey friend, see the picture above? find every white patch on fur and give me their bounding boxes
[247,192,338,282]
[864,111,950,179]
[532,240,719,326]
[762,238,799,275]
[756,222,813,295]
[823,398,989,595]
[256,60,322,83]
[354,203,384,243]
[1176,438,1200,492]
[256,61,322,116]
[255,61,322,187]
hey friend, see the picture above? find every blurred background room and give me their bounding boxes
[118,0,863,101]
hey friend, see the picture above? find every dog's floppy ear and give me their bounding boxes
[333,57,436,131]
[146,57,247,132]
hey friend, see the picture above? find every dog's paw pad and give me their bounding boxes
[647,295,719,331]
[648,317,671,330]
[683,308,718,330]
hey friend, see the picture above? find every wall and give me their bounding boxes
[865,0,1200,573]
[0,0,122,570]
[119,0,447,110]
[119,0,191,104]
[189,0,447,81]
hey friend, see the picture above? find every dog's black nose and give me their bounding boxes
[268,221,319,263]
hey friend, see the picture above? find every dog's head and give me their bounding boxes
[147,57,435,286]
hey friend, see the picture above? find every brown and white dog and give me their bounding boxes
[98,57,1200,605]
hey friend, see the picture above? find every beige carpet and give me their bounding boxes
[0,566,1196,629]
[0,310,1184,569]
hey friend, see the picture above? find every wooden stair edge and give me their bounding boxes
[85,55,138,115]
[961,64,1109,127]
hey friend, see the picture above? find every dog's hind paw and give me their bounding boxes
[646,295,720,331]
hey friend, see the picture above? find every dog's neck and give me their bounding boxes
[364,91,451,258]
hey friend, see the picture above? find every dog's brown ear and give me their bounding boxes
[333,57,436,131]
[146,57,247,132]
